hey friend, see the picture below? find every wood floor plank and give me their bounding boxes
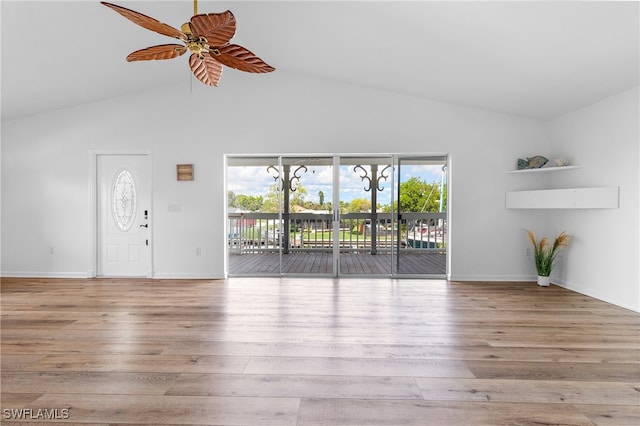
[1,340,170,355]
[30,394,300,425]
[296,399,597,426]
[166,373,424,399]
[1,276,638,425]
[486,334,640,349]
[466,360,640,382]
[1,371,178,395]
[2,423,108,426]
[580,404,640,426]
[0,393,43,406]
[360,343,640,363]
[415,377,640,405]
[243,356,476,378]
[0,319,77,328]
[1,354,46,371]
[162,340,366,358]
[22,354,250,374]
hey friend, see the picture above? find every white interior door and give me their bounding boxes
[97,154,151,277]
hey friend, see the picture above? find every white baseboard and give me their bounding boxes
[152,272,225,280]
[1,271,225,280]
[448,274,535,282]
[554,277,639,313]
[1,271,90,279]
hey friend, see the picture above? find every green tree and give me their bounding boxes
[235,194,264,212]
[228,190,236,208]
[261,183,309,212]
[347,198,372,213]
[380,177,444,213]
[262,184,281,212]
[290,186,308,207]
[319,190,324,206]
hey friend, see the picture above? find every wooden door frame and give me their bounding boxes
[88,150,153,278]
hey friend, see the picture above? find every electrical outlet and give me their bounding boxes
[525,247,533,257]
[196,247,201,256]
[49,247,55,255]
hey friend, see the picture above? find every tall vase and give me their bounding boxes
[537,275,550,287]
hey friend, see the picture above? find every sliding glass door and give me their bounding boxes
[338,156,394,276]
[227,156,282,276]
[226,155,337,276]
[393,155,448,277]
[226,154,448,278]
[279,156,335,275]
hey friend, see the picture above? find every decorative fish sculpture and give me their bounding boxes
[517,155,548,169]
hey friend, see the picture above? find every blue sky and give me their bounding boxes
[228,163,446,205]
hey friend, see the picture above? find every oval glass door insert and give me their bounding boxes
[112,169,137,231]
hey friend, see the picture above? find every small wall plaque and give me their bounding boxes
[177,164,194,181]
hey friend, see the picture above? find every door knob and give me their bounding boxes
[139,224,148,228]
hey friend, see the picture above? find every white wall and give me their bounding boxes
[0,69,560,284]
[548,87,639,312]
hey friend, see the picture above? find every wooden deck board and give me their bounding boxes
[230,251,446,275]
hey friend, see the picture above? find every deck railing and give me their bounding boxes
[228,212,446,255]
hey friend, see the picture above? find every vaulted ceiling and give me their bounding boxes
[2,1,638,122]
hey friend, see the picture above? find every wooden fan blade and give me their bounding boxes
[101,2,186,40]
[190,11,236,46]
[189,53,223,86]
[211,44,275,73]
[126,44,187,62]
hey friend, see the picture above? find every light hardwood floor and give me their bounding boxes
[1,277,639,425]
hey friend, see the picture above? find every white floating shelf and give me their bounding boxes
[505,165,582,174]
[506,187,619,209]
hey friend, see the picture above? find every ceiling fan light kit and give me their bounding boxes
[100,1,275,87]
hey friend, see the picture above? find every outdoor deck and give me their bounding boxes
[229,251,446,276]
[228,211,447,276]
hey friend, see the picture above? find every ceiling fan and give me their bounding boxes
[101,1,275,87]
